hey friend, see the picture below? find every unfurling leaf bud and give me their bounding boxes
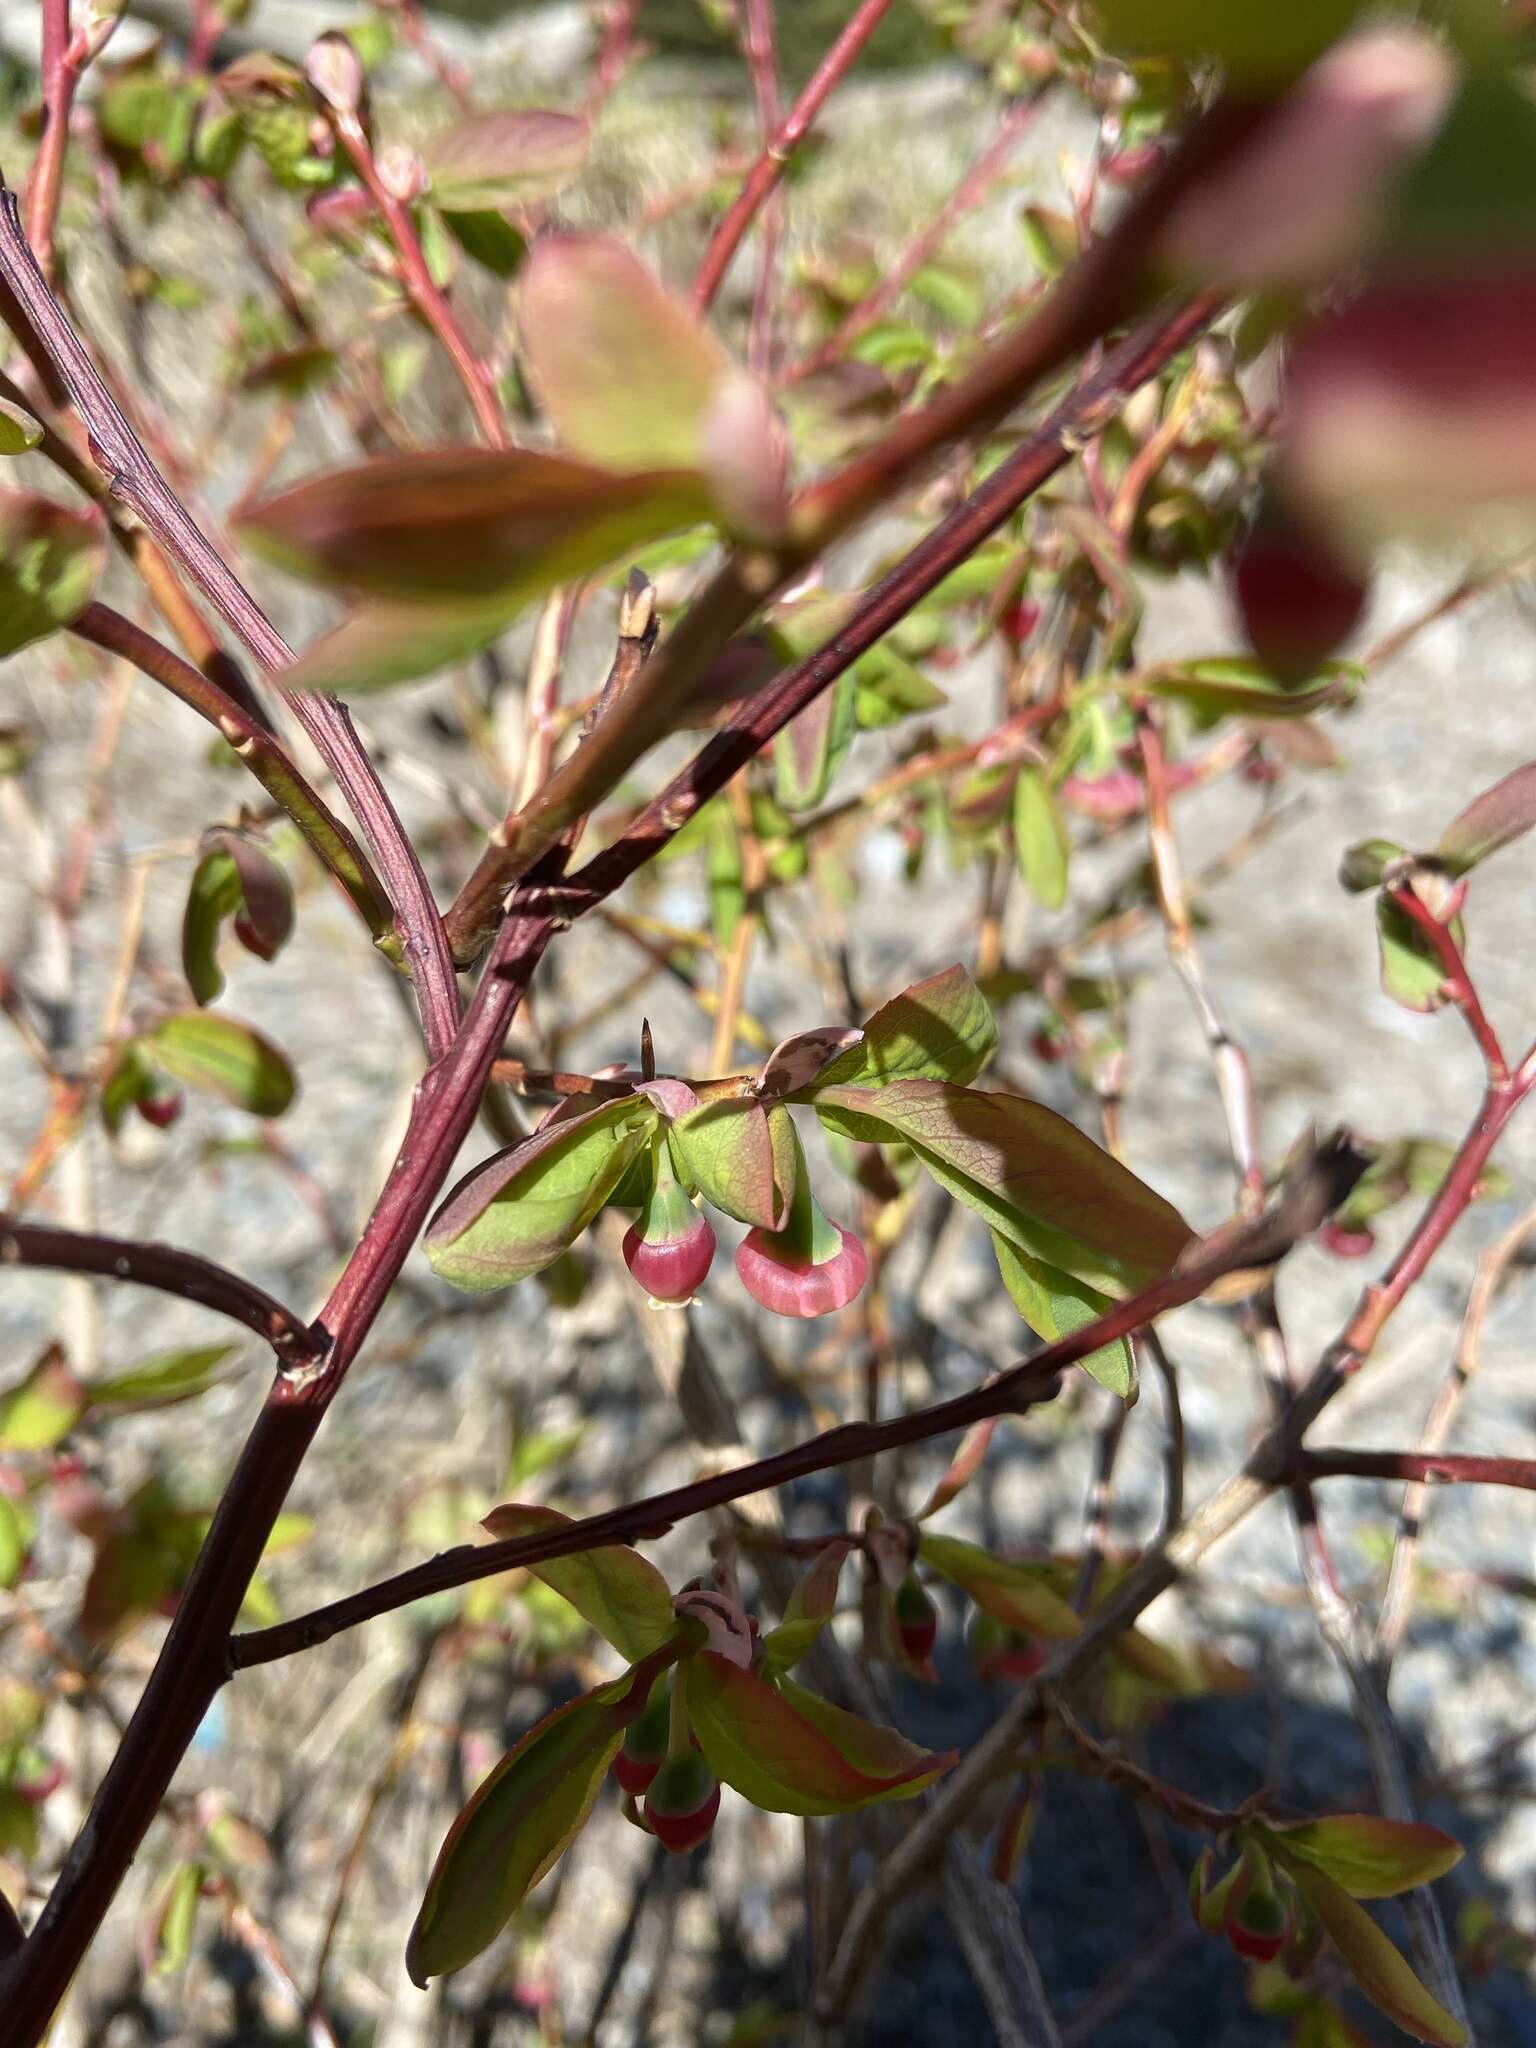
[893,1573,938,1666]
[643,1751,721,1855]
[304,32,365,118]
[1223,1842,1291,1963]
[376,142,426,206]
[612,1687,670,1797]
[1190,1844,1251,1936]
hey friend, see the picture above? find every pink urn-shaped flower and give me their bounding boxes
[622,1145,716,1305]
[735,1184,867,1320]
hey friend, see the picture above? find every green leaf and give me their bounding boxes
[1375,893,1460,1015]
[918,1533,1084,1639]
[1386,74,1536,269]
[421,108,588,212]
[759,1542,851,1675]
[1140,656,1349,721]
[686,1654,954,1816]
[239,448,713,609]
[149,1861,205,1976]
[1260,1816,1462,1900]
[0,399,42,456]
[142,1011,295,1117]
[1436,762,1536,877]
[425,1097,656,1291]
[1092,0,1362,80]
[0,1346,84,1451]
[1013,767,1070,911]
[853,643,947,729]
[1020,204,1079,278]
[0,493,106,657]
[671,1098,783,1230]
[813,1078,1192,1295]
[407,1645,676,1982]
[706,801,745,947]
[183,847,242,1004]
[773,675,856,811]
[810,966,998,1092]
[179,827,294,1005]
[478,1503,676,1662]
[88,1344,235,1413]
[992,1233,1135,1398]
[0,1495,31,1589]
[517,234,786,539]
[439,208,527,278]
[277,594,520,696]
[1282,1860,1468,2046]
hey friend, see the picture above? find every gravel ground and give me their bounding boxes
[1,31,1535,2048]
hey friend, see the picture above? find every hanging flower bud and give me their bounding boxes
[1190,1844,1252,1936]
[893,1573,938,1667]
[622,1140,716,1305]
[644,1750,721,1855]
[969,1612,1045,1683]
[612,1686,671,1797]
[1229,503,1368,685]
[1320,1219,1376,1259]
[1217,1841,1290,1962]
[135,1086,184,1130]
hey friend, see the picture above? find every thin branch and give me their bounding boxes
[0,1216,318,1362]
[69,602,394,946]
[1299,1449,1536,1493]
[691,0,898,315]
[1388,876,1508,1082]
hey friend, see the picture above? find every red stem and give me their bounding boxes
[691,0,898,314]
[1298,1449,1536,1493]
[1389,877,1508,1081]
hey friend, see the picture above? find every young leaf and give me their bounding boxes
[0,1496,30,1590]
[1013,767,1070,911]
[182,829,293,1004]
[1436,762,1536,877]
[685,1654,954,1816]
[809,966,998,1092]
[146,1861,205,1977]
[87,1345,236,1413]
[758,1542,852,1675]
[1282,1861,1469,2047]
[142,1012,296,1117]
[0,399,42,456]
[1141,657,1349,721]
[670,1098,784,1230]
[407,1650,673,1984]
[915,1417,1000,1522]
[238,448,712,609]
[1094,0,1363,80]
[421,108,588,211]
[773,675,856,811]
[518,234,787,538]
[0,493,106,656]
[439,208,526,278]
[852,643,947,728]
[992,1234,1135,1399]
[0,1345,85,1452]
[478,1503,676,1662]
[1375,894,1458,1015]
[277,595,523,696]
[917,1534,1084,1639]
[812,1078,1192,1295]
[425,1097,656,1291]
[1260,1816,1462,1900]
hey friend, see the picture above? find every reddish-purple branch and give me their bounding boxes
[1298,1449,1536,1494]
[0,1217,318,1362]
[1388,877,1509,1081]
[691,0,897,314]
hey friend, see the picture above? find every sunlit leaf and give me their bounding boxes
[0,399,42,456]
[421,108,588,211]
[0,493,106,657]
[0,1345,85,1451]
[918,1534,1083,1639]
[1437,762,1536,877]
[88,1345,236,1413]
[1375,893,1458,1016]
[479,1503,676,1661]
[1282,1861,1468,2046]
[809,967,998,1092]
[142,1011,296,1117]
[239,447,713,607]
[813,1077,1191,1295]
[671,1098,783,1230]
[686,1654,953,1816]
[426,1097,656,1291]
[1013,767,1069,911]
[182,829,293,1005]
[773,676,856,811]
[1139,657,1351,721]
[759,1542,852,1674]
[278,595,520,696]
[1261,1816,1462,1900]
[992,1234,1135,1398]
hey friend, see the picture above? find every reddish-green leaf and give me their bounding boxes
[917,1533,1083,1639]
[407,1652,670,1984]
[277,595,521,696]
[670,1098,784,1230]
[685,1654,954,1816]
[518,234,787,538]
[1375,893,1460,1016]
[992,1233,1135,1399]
[421,108,587,211]
[0,493,105,656]
[915,1418,1000,1522]
[813,1077,1192,1295]
[1437,762,1536,877]
[142,1011,295,1117]
[1013,767,1070,911]
[0,1344,84,1451]
[88,1344,236,1413]
[1140,657,1350,722]
[425,1097,656,1291]
[239,448,712,609]
[759,1542,852,1674]
[478,1503,675,1662]
[182,829,293,1005]
[773,675,856,811]
[1283,1861,1468,2046]
[145,1861,205,1978]
[1261,1815,1462,1899]
[809,966,998,1092]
